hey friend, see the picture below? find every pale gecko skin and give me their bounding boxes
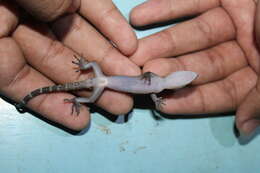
[16,55,198,115]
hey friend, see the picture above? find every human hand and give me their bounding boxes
[0,0,140,131]
[130,0,259,135]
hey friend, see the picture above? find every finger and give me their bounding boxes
[130,0,219,26]
[0,37,89,130]
[79,0,137,56]
[13,22,139,115]
[0,1,19,37]
[159,67,257,115]
[14,0,79,21]
[235,0,260,135]
[236,83,260,136]
[143,41,248,84]
[51,14,141,76]
[223,0,260,73]
[130,8,235,66]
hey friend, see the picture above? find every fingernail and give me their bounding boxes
[233,124,240,138]
[240,120,260,138]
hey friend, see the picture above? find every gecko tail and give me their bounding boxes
[164,71,198,89]
[16,81,90,111]
[15,86,58,112]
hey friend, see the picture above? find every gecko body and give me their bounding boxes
[16,55,197,115]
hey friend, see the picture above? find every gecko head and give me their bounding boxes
[163,71,198,90]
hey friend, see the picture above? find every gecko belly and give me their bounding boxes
[106,76,164,94]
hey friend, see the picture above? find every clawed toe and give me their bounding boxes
[64,97,81,115]
[72,55,88,73]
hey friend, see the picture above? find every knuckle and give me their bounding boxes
[40,40,66,67]
[2,64,30,94]
[195,17,214,45]
[158,29,177,54]
[205,48,226,78]
[0,37,27,91]
[220,78,238,109]
[99,44,114,64]
[197,87,207,113]
[175,58,187,71]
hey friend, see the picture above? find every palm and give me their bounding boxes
[130,0,259,135]
[0,0,140,130]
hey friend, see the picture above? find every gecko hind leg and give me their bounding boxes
[64,86,104,115]
[151,94,166,110]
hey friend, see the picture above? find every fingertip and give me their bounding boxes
[0,1,19,37]
[236,119,260,137]
[114,27,138,56]
[66,109,91,131]
[129,0,154,26]
[129,4,146,26]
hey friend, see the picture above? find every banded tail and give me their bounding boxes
[15,80,92,113]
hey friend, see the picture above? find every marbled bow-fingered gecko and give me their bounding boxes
[16,55,198,115]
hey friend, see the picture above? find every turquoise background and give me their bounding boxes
[1,0,260,172]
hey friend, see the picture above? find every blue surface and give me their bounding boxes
[1,1,260,173]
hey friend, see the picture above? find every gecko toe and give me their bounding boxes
[64,98,82,116]
[155,97,165,110]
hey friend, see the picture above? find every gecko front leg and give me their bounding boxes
[72,55,104,77]
[64,86,104,115]
[140,72,158,85]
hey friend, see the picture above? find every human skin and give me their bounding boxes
[0,0,140,131]
[130,0,260,135]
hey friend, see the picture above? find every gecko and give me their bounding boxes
[15,55,198,115]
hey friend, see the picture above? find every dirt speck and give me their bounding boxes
[97,125,111,134]
[133,146,147,154]
[119,141,129,152]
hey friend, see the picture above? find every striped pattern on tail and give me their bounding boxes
[15,80,92,112]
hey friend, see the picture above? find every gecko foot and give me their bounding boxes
[72,55,89,72]
[64,97,82,115]
[141,72,154,85]
[154,97,166,110]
